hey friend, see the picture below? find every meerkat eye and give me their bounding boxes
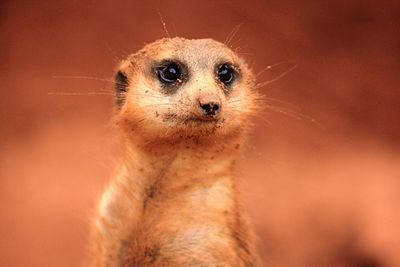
[157,63,182,84]
[217,64,235,85]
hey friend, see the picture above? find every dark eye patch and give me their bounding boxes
[217,64,235,86]
[157,63,182,84]
[153,60,188,94]
[115,70,129,107]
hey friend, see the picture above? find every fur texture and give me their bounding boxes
[89,38,261,266]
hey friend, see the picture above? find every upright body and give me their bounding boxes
[90,38,261,266]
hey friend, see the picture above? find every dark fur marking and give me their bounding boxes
[143,155,177,209]
[120,237,161,266]
[119,238,134,266]
[143,183,158,208]
[230,206,256,267]
[115,70,129,107]
[143,246,160,264]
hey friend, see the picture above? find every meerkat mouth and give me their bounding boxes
[183,116,220,125]
[163,113,221,125]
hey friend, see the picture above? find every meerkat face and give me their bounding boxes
[115,38,258,142]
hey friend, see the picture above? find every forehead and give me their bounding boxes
[140,38,237,68]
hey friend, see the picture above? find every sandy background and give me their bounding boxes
[1,1,399,266]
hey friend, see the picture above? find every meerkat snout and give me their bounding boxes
[197,92,221,118]
[200,101,220,116]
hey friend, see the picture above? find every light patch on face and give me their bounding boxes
[133,75,173,109]
[122,74,177,137]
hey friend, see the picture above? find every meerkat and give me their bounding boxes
[89,37,261,266]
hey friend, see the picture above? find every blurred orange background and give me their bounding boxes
[1,1,399,266]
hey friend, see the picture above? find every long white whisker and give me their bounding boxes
[256,65,298,89]
[256,61,286,77]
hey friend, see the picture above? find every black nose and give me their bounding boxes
[200,102,220,116]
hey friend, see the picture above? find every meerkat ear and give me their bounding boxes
[115,70,129,108]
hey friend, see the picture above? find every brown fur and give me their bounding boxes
[89,37,261,266]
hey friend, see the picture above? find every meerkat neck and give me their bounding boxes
[121,136,241,198]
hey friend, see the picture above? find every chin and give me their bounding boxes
[167,120,243,142]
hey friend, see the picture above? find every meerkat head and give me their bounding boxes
[114,37,259,143]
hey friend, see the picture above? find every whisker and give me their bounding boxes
[253,114,272,126]
[224,23,242,47]
[264,97,298,108]
[48,92,113,96]
[98,88,114,93]
[48,88,168,100]
[229,38,242,50]
[256,65,298,89]
[256,61,286,77]
[265,105,323,128]
[133,94,170,100]
[227,99,242,104]
[141,103,175,107]
[53,75,115,84]
[230,108,272,126]
[103,41,123,64]
[236,52,254,56]
[157,10,171,38]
